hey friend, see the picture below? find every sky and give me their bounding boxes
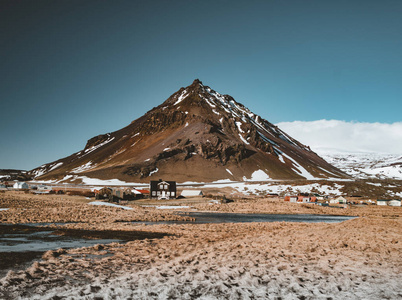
[278,120,402,155]
[1,0,402,170]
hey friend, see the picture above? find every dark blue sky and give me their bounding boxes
[1,0,402,170]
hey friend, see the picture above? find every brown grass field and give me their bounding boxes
[0,190,401,299]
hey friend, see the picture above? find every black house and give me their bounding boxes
[150,179,177,200]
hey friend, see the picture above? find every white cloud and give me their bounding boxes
[276,120,402,155]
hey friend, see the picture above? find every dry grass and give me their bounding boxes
[191,197,402,218]
[0,191,401,299]
[0,191,192,223]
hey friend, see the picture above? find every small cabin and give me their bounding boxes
[378,199,401,206]
[150,179,176,200]
[388,199,401,206]
[95,187,139,202]
[284,196,298,203]
[37,185,52,193]
[389,199,401,207]
[377,199,389,206]
[95,187,113,200]
[334,196,348,204]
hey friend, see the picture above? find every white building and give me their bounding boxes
[37,185,52,192]
[181,190,203,197]
[335,196,348,204]
[13,182,28,189]
[389,200,401,207]
[377,199,389,206]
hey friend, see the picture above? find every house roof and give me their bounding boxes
[136,189,150,194]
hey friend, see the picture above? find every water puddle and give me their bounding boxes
[0,224,168,277]
[133,212,356,225]
[0,225,119,253]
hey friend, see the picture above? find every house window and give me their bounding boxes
[152,191,156,196]
[164,184,168,190]
[157,191,160,196]
[171,192,175,197]
[166,192,170,196]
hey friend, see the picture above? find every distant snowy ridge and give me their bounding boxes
[321,151,402,180]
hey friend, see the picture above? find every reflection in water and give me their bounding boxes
[0,227,119,253]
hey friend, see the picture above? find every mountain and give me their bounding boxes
[0,169,30,182]
[29,79,347,183]
[321,152,402,180]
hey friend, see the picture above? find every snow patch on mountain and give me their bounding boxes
[71,161,95,174]
[82,137,115,157]
[174,89,189,106]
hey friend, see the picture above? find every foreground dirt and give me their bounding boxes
[0,191,401,299]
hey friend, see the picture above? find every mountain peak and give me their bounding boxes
[191,78,203,86]
[29,79,348,183]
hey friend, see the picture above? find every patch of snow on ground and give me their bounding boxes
[204,97,216,108]
[236,121,244,133]
[48,162,63,172]
[249,170,270,181]
[83,137,115,155]
[55,175,74,183]
[76,176,141,186]
[317,166,341,178]
[30,179,58,184]
[277,152,285,164]
[200,180,344,196]
[71,161,95,174]
[89,201,133,210]
[156,206,190,209]
[163,148,170,151]
[238,134,249,145]
[0,208,9,211]
[174,90,189,105]
[32,167,48,178]
[226,169,233,176]
[149,168,159,176]
[394,192,402,198]
[367,182,382,187]
[281,153,318,180]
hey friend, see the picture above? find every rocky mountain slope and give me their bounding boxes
[0,169,31,182]
[30,79,347,183]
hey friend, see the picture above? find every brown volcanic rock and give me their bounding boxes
[30,79,348,183]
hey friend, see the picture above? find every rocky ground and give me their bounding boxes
[0,191,401,299]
